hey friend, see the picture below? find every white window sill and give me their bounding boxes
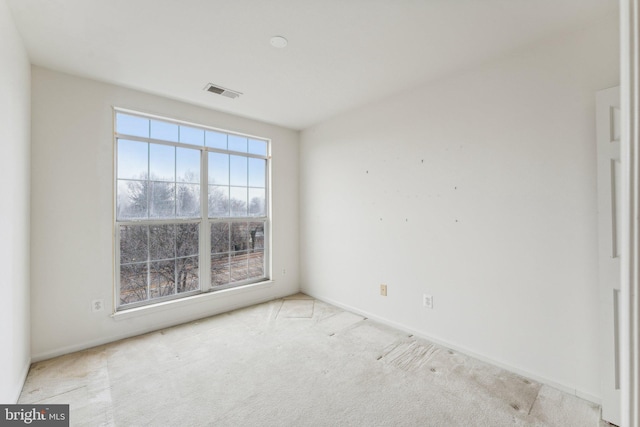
[111,280,274,321]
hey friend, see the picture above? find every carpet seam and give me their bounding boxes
[27,385,85,404]
[527,386,542,416]
[274,298,285,319]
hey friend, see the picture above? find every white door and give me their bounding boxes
[596,86,621,426]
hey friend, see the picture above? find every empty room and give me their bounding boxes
[2,0,637,426]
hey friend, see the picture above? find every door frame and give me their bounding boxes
[620,1,640,426]
[597,86,622,425]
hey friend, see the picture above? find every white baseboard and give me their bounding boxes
[30,286,600,405]
[304,290,601,405]
[31,289,295,362]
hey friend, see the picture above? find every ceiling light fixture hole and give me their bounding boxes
[270,36,288,48]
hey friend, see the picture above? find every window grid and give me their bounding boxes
[114,109,270,311]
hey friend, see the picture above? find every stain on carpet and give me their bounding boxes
[380,341,439,372]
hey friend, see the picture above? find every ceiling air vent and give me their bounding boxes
[203,83,242,99]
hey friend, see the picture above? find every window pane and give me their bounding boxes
[231,222,248,252]
[248,139,267,156]
[150,120,179,142]
[230,251,249,282]
[179,126,204,146]
[230,187,247,217]
[117,180,148,220]
[248,158,265,188]
[150,143,175,182]
[150,260,175,298]
[176,256,199,293]
[118,139,148,180]
[248,250,264,279]
[228,135,248,152]
[247,221,265,280]
[120,225,148,264]
[149,224,175,261]
[211,254,230,286]
[209,185,229,217]
[230,155,247,186]
[209,152,229,185]
[150,182,175,218]
[177,224,199,257]
[120,263,148,305]
[211,222,230,254]
[116,113,149,138]
[177,184,200,218]
[177,148,200,183]
[248,188,265,216]
[205,131,227,150]
[248,222,265,251]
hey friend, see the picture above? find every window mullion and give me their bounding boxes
[146,141,151,220]
[264,153,270,280]
[173,225,177,295]
[201,149,212,292]
[146,225,151,303]
[173,146,177,218]
[246,157,249,217]
[146,141,151,302]
[115,225,121,311]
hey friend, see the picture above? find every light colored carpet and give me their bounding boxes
[19,294,607,426]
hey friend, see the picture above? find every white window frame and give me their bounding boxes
[113,107,271,311]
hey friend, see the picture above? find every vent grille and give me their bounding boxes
[204,83,242,99]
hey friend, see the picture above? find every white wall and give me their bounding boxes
[300,15,619,401]
[0,0,31,403]
[31,68,299,360]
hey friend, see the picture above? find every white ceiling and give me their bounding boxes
[7,0,617,130]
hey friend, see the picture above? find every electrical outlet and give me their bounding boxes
[423,294,433,309]
[92,299,105,312]
[380,284,387,296]
[282,268,286,276]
